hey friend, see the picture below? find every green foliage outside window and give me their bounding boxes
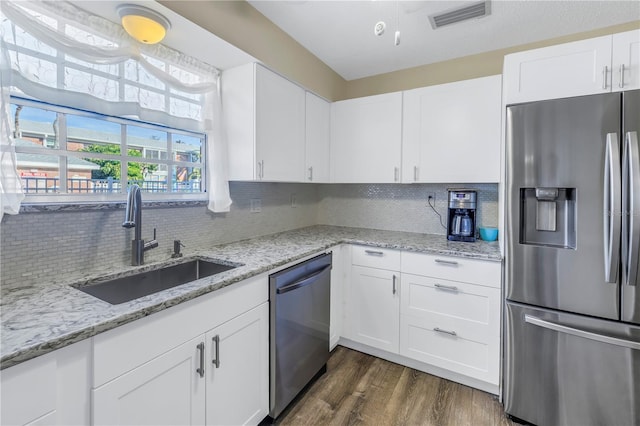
[82,144,157,180]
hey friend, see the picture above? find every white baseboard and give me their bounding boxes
[337,337,500,396]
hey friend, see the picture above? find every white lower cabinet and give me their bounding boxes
[399,251,502,388]
[350,266,400,353]
[92,275,269,426]
[93,335,206,426]
[399,273,500,385]
[92,303,269,426]
[0,339,91,426]
[347,246,401,353]
[341,246,502,393]
[205,303,269,426]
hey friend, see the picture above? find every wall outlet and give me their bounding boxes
[426,192,436,205]
[250,198,262,213]
[290,194,297,208]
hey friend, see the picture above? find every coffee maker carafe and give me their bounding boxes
[447,190,477,242]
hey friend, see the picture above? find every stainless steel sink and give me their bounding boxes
[75,259,238,305]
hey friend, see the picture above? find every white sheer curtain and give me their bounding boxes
[0,0,232,213]
[0,37,24,222]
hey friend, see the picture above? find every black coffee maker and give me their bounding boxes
[447,189,477,242]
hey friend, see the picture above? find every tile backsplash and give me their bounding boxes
[317,183,498,234]
[1,182,498,290]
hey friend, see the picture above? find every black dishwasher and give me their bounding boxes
[269,252,332,419]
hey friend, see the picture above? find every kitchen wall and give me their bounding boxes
[0,181,497,291]
[0,182,319,291]
[317,183,498,234]
[160,1,639,101]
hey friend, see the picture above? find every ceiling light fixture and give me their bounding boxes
[117,4,171,44]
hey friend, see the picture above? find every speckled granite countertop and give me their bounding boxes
[1,225,501,369]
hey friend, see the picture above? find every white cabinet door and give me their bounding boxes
[305,92,331,183]
[331,92,402,183]
[503,35,613,104]
[223,63,305,182]
[349,265,400,353]
[1,340,91,426]
[205,303,269,426]
[93,336,206,426]
[612,30,640,91]
[402,75,502,183]
[256,64,306,182]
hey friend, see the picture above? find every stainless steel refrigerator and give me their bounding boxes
[505,90,640,426]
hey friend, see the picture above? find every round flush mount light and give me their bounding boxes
[374,21,386,36]
[117,4,171,44]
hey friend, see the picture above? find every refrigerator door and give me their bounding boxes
[505,302,640,426]
[623,90,640,323]
[506,93,621,319]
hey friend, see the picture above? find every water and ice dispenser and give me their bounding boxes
[519,187,576,249]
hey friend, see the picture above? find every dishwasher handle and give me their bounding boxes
[276,264,331,294]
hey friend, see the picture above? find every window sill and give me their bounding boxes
[19,199,208,213]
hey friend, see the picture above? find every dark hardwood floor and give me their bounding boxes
[277,346,514,426]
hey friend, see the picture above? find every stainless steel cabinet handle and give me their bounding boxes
[433,327,457,337]
[364,250,384,256]
[394,167,399,182]
[604,132,621,283]
[260,160,265,179]
[392,274,397,295]
[196,342,205,377]
[434,259,458,266]
[525,315,640,350]
[619,64,626,88]
[623,131,640,286]
[308,166,313,181]
[434,283,459,292]
[212,335,220,368]
[603,65,609,90]
[413,166,419,182]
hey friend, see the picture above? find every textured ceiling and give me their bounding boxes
[249,0,640,80]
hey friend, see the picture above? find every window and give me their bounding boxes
[1,1,231,210]
[11,97,206,201]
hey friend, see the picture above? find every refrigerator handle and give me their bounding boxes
[524,315,640,350]
[624,131,640,286]
[604,132,621,283]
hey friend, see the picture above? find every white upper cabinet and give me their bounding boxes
[612,30,640,91]
[504,30,639,104]
[330,92,403,183]
[223,63,305,182]
[305,92,331,182]
[402,75,502,183]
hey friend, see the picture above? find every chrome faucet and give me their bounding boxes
[122,184,158,265]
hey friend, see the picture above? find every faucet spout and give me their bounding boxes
[123,184,157,266]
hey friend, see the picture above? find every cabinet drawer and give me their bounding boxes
[352,245,400,270]
[401,252,501,288]
[401,273,500,327]
[400,314,499,385]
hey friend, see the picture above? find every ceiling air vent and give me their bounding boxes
[429,1,491,29]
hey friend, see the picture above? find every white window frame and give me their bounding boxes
[12,97,207,204]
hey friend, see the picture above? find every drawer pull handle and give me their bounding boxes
[365,250,384,256]
[212,335,220,368]
[434,283,458,292]
[433,327,457,337]
[435,259,458,266]
[196,342,205,378]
